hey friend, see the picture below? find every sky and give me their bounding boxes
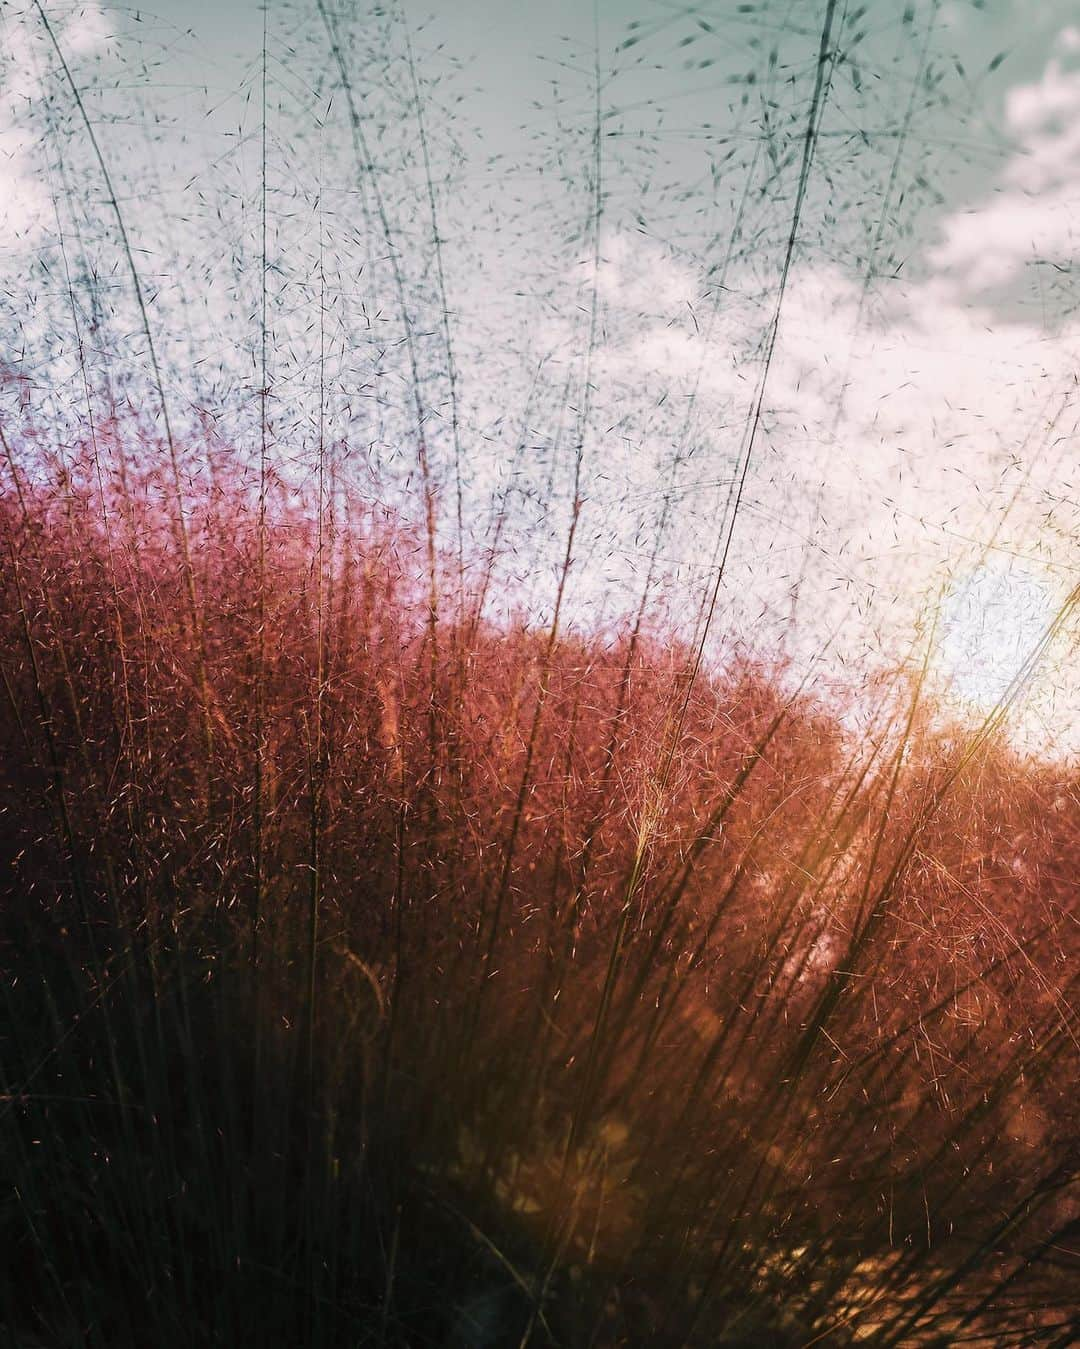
[4,0,1080,755]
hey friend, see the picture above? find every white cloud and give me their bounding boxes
[1058,25,1080,54]
[0,2,110,246]
[929,41,1080,288]
[537,212,1080,752]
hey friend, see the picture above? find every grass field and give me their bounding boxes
[2,0,1078,1344]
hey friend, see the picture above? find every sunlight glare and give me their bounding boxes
[938,563,1056,712]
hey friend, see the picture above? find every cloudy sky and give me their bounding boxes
[4,0,1080,752]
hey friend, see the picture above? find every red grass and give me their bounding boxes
[2,425,1077,1345]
